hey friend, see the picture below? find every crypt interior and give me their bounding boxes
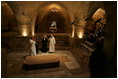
[1,1,117,78]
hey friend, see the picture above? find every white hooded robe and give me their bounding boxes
[49,37,56,52]
[30,39,36,56]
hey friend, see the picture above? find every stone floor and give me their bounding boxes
[6,50,90,78]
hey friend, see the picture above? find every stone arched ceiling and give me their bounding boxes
[6,1,93,22]
[92,8,106,24]
[36,2,72,24]
[2,1,106,36]
[1,1,17,32]
[35,2,73,33]
[86,1,104,18]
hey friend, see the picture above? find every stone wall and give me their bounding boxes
[2,36,30,52]
[2,1,92,36]
[1,48,7,77]
[71,1,117,77]
[1,2,17,32]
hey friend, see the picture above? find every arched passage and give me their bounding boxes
[92,8,106,24]
[1,1,17,33]
[36,11,68,33]
[35,3,71,34]
[92,8,106,37]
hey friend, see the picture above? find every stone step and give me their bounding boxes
[38,40,69,44]
[35,33,71,50]
[38,38,69,41]
[55,46,71,50]
[39,43,70,46]
[39,43,70,50]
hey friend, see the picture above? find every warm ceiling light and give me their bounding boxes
[51,8,58,12]
[48,4,59,12]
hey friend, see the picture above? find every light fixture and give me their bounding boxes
[78,32,83,39]
[77,28,84,39]
[32,32,35,36]
[51,4,58,12]
[23,32,27,36]
[22,27,28,36]
[51,8,58,12]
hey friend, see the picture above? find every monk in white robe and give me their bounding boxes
[29,37,37,56]
[49,35,56,53]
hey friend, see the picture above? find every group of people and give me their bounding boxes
[29,35,56,56]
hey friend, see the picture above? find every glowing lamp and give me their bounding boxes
[22,28,28,36]
[78,31,83,39]
[32,32,35,36]
[22,31,27,36]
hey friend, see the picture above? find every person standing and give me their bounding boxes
[29,36,37,56]
[41,35,48,52]
[49,35,56,53]
[35,35,39,54]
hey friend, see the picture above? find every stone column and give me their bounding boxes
[71,26,75,37]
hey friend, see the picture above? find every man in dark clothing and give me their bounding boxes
[41,35,48,52]
[35,35,39,54]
